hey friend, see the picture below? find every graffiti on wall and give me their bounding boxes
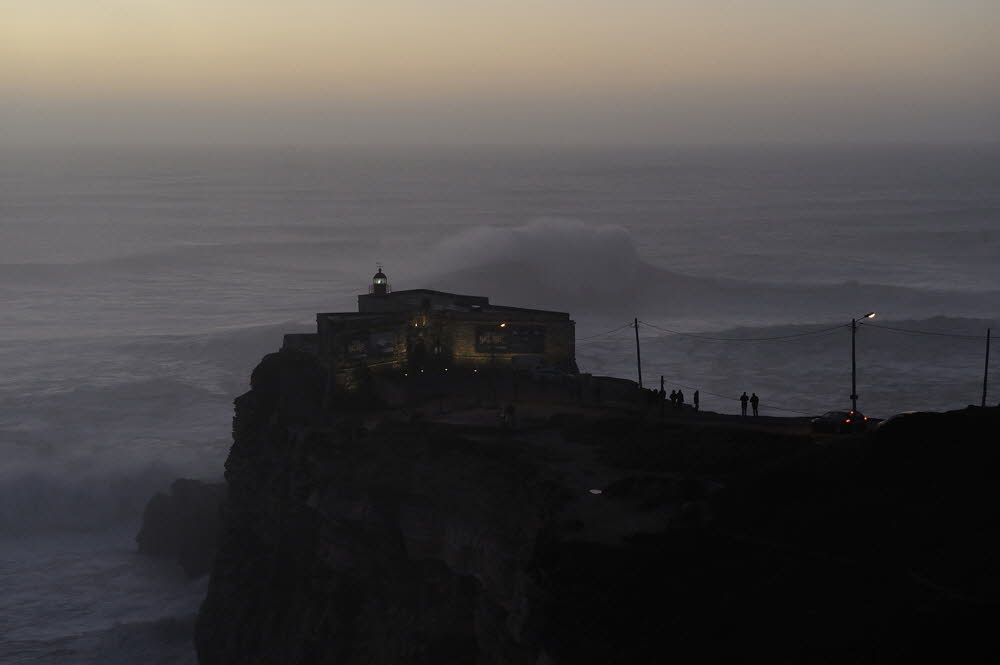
[344,331,396,360]
[475,325,545,353]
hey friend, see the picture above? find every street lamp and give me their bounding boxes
[851,312,876,413]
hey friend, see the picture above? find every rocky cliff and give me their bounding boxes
[137,478,224,578]
[194,350,1000,664]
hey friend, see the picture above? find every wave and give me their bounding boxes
[0,459,200,534]
[0,596,199,665]
[0,375,236,533]
[421,219,1000,324]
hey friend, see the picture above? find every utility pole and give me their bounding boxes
[634,317,643,389]
[851,318,858,413]
[850,312,875,413]
[659,375,665,419]
[984,328,992,408]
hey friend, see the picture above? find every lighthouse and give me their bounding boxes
[371,265,389,296]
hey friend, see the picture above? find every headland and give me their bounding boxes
[139,273,1000,664]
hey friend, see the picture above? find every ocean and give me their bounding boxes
[1,144,998,663]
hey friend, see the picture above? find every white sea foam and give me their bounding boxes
[428,218,642,297]
[421,218,1000,326]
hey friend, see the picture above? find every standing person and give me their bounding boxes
[750,392,759,416]
[740,391,749,416]
[676,389,684,407]
[506,403,517,429]
[669,390,677,405]
[693,390,700,412]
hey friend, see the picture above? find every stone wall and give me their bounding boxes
[321,311,576,390]
[281,333,319,355]
[444,316,575,372]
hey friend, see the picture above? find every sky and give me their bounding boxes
[2,0,998,145]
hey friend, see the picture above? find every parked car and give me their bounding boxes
[810,410,869,434]
[875,411,933,433]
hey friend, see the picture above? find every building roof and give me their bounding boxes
[372,288,487,301]
[356,288,568,317]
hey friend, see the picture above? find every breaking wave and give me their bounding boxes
[422,219,1000,325]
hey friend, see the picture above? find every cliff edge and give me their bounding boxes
[195,350,1000,664]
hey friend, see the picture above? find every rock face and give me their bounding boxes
[137,478,225,578]
[195,349,1000,664]
[195,352,566,665]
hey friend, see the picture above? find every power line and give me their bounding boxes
[863,322,985,341]
[577,322,634,341]
[583,319,988,343]
[639,320,847,342]
[578,318,990,413]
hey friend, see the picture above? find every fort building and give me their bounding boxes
[282,267,577,392]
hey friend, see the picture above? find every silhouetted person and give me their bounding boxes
[740,391,749,416]
[659,388,666,402]
[669,390,677,405]
[676,389,684,407]
[409,339,427,371]
[693,390,699,412]
[750,392,759,416]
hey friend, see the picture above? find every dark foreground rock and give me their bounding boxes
[137,478,225,578]
[195,350,1000,664]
